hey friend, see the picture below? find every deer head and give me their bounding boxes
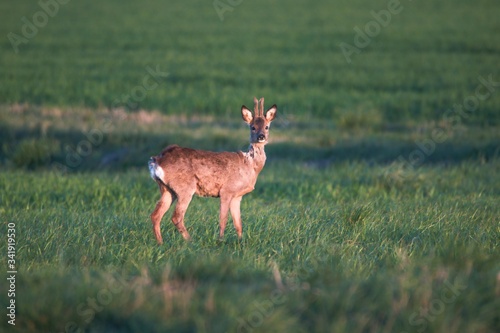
[241,97,277,144]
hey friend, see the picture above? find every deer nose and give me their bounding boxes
[257,134,266,142]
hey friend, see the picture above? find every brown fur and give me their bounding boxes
[149,97,277,243]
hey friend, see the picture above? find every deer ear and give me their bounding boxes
[241,106,253,124]
[265,105,277,122]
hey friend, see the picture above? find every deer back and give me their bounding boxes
[154,145,260,198]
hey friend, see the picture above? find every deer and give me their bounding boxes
[148,97,277,244]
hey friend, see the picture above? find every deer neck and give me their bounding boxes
[245,143,267,173]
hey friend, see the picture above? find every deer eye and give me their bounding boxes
[251,126,256,131]
[265,126,269,130]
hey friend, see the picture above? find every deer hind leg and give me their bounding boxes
[171,191,194,241]
[151,184,175,245]
[230,196,243,239]
[219,195,232,240]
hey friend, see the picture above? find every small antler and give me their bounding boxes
[259,97,264,117]
[253,97,259,116]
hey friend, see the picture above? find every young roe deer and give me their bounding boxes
[148,97,277,244]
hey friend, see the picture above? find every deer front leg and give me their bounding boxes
[230,196,243,239]
[171,192,193,241]
[219,195,232,240]
[151,185,174,245]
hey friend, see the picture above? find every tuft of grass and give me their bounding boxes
[9,138,60,169]
[339,202,372,227]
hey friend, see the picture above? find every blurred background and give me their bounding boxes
[1,0,499,117]
[0,0,499,170]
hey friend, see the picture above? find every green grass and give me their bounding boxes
[0,108,499,332]
[1,159,499,332]
[1,0,500,332]
[1,0,500,123]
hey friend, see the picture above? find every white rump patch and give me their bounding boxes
[155,166,165,182]
[149,161,165,183]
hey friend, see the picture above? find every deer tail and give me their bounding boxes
[148,156,166,184]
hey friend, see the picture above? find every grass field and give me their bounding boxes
[1,0,500,123]
[1,0,500,332]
